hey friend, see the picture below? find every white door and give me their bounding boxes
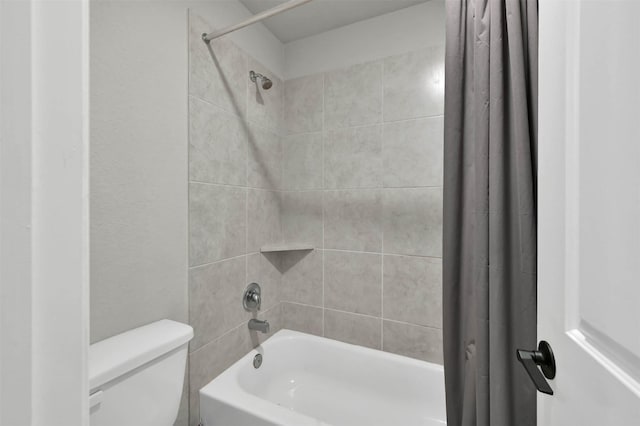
[538,1,640,425]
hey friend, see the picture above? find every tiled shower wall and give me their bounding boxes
[187,11,444,426]
[278,47,445,363]
[187,13,285,426]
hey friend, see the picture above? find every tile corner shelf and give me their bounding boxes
[260,243,315,253]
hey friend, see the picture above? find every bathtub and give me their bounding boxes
[199,329,446,426]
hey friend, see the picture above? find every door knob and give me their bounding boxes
[516,340,556,395]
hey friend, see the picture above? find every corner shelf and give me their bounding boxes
[260,243,314,253]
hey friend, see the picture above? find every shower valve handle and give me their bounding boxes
[516,341,556,395]
[243,283,262,312]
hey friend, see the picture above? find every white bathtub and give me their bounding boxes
[199,329,446,426]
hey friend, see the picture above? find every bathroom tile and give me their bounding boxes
[254,302,283,343]
[188,324,253,426]
[247,189,282,253]
[189,183,246,266]
[383,46,445,122]
[188,393,199,426]
[324,190,382,252]
[189,13,247,118]
[247,58,283,135]
[246,252,281,312]
[247,303,285,348]
[324,309,382,350]
[188,321,252,394]
[324,61,382,130]
[383,255,442,328]
[189,257,246,351]
[383,320,443,364]
[281,191,323,247]
[383,188,442,257]
[324,251,382,316]
[281,302,323,336]
[324,125,383,189]
[281,249,323,306]
[247,302,283,348]
[282,133,323,190]
[188,302,280,426]
[383,116,444,187]
[189,96,247,186]
[239,304,279,353]
[284,74,323,134]
[247,124,282,190]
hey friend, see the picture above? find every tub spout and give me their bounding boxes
[248,319,270,334]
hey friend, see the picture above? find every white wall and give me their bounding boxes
[32,1,90,423]
[194,1,285,78]
[0,1,33,423]
[89,0,441,344]
[2,0,89,424]
[90,0,284,343]
[284,0,445,79]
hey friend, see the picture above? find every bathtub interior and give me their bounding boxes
[204,330,446,426]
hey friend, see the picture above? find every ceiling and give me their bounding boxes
[238,0,430,43]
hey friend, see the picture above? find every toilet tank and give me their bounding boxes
[89,320,193,426]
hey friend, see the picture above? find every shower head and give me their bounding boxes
[250,70,272,90]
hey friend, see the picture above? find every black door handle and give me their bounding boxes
[516,341,556,395]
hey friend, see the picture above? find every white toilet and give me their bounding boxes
[89,319,193,426]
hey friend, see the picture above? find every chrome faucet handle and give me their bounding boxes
[243,283,262,312]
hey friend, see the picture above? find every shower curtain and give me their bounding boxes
[442,1,538,426]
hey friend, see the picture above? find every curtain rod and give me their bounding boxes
[202,0,314,43]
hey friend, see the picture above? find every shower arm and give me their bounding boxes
[202,0,314,43]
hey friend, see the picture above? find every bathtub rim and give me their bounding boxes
[199,329,445,426]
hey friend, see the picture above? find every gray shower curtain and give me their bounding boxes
[442,1,538,425]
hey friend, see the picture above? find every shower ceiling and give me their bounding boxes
[238,0,430,43]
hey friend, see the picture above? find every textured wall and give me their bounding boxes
[284,0,445,80]
[90,0,284,345]
[90,0,190,344]
[90,2,284,425]
[279,45,445,364]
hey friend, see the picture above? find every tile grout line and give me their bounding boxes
[278,75,285,319]
[190,302,283,355]
[321,71,326,338]
[380,60,385,351]
[187,27,193,364]
[278,140,283,244]
[280,185,444,192]
[244,57,250,309]
[378,317,443,331]
[277,77,285,326]
[279,301,442,332]
[190,179,284,191]
[321,248,442,260]
[189,252,255,271]
[189,94,282,138]
[281,114,444,138]
[188,181,444,193]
